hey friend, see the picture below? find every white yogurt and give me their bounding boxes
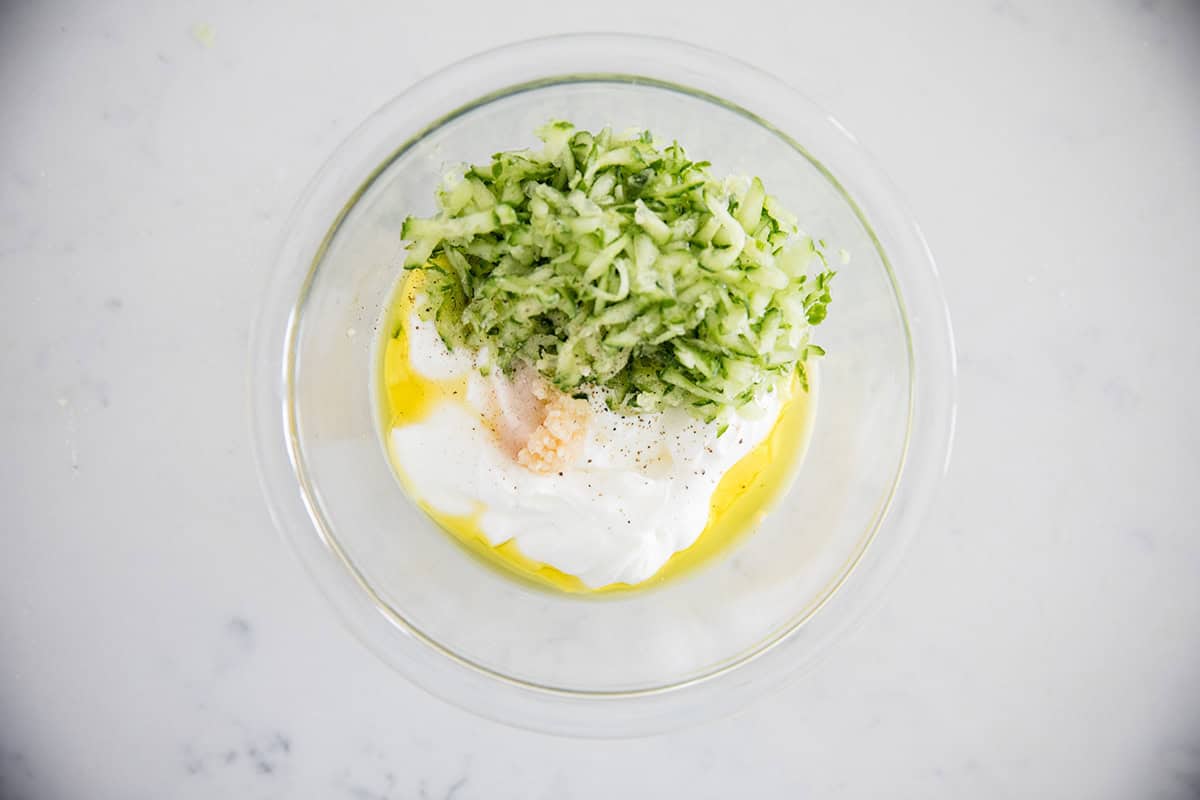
[389,311,782,588]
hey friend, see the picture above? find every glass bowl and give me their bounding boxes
[250,34,956,737]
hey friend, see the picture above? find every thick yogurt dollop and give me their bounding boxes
[389,311,782,588]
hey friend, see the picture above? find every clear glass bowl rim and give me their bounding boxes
[249,32,958,737]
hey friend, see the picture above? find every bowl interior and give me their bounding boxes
[288,78,910,693]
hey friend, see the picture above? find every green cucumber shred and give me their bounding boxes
[400,121,835,420]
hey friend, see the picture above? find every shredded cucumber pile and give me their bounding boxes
[401,121,835,420]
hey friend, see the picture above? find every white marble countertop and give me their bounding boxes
[3,1,1199,797]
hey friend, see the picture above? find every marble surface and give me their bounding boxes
[2,0,1199,797]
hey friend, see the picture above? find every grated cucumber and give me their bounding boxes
[400,121,835,420]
